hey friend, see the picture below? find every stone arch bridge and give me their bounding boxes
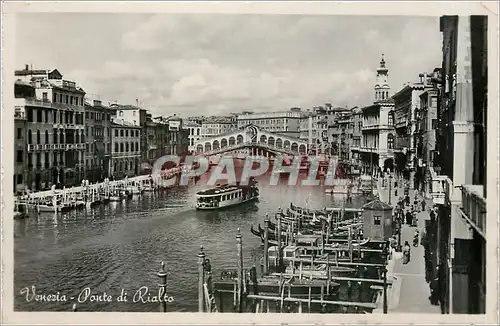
[194,125,309,157]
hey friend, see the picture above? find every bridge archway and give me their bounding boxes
[291,142,298,153]
[276,138,283,148]
[259,135,267,143]
[236,135,244,144]
[221,138,228,148]
[299,144,306,154]
[204,143,212,152]
[268,136,275,146]
[229,136,235,146]
[213,140,220,150]
[196,144,204,153]
[283,140,291,150]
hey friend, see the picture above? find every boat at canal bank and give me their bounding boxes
[195,178,259,210]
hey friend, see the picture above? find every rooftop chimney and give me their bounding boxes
[25,64,29,71]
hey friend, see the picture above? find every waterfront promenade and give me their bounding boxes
[377,177,440,314]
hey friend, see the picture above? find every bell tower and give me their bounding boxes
[374,54,390,103]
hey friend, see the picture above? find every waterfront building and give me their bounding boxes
[350,107,363,170]
[110,117,141,179]
[427,15,487,314]
[13,81,30,193]
[236,108,305,138]
[201,117,235,139]
[184,120,202,153]
[328,107,354,161]
[299,106,329,154]
[14,66,86,189]
[357,55,395,176]
[84,100,113,182]
[109,103,148,163]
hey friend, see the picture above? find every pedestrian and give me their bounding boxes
[405,194,410,206]
[406,210,412,225]
[403,241,411,264]
[421,199,426,212]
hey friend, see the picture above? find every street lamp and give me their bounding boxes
[388,174,393,205]
[382,266,388,314]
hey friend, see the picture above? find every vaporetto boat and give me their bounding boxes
[195,178,259,210]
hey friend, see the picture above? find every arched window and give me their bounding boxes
[120,143,124,152]
[387,134,394,149]
[114,142,118,153]
[36,130,41,144]
[388,111,394,126]
[136,142,139,152]
[126,142,129,152]
[45,130,49,143]
[28,130,32,144]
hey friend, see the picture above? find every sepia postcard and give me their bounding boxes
[1,1,498,325]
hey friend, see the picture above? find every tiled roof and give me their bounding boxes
[362,199,393,211]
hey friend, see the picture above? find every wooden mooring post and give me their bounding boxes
[263,214,269,275]
[157,261,168,312]
[236,228,244,313]
[198,245,206,312]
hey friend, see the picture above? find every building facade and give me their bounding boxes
[201,118,235,139]
[236,108,305,138]
[109,104,148,163]
[350,107,363,169]
[184,120,202,153]
[427,15,487,315]
[84,100,113,182]
[299,106,329,154]
[392,79,434,186]
[110,117,141,179]
[357,55,395,176]
[14,67,86,190]
[416,72,440,194]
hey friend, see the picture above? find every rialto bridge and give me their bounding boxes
[194,125,309,157]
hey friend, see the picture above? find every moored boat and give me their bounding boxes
[196,178,259,210]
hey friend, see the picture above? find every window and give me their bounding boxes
[37,109,42,122]
[432,119,438,129]
[374,216,381,225]
[36,130,41,144]
[16,150,23,163]
[65,95,69,104]
[126,142,129,152]
[17,128,22,139]
[119,111,124,117]
[120,143,124,152]
[387,134,394,149]
[115,129,118,137]
[126,130,129,137]
[53,93,57,103]
[45,130,49,143]
[114,142,118,152]
[120,130,124,137]
[388,112,394,126]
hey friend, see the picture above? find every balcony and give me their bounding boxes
[44,144,51,150]
[429,166,453,206]
[15,108,26,120]
[36,144,43,151]
[22,98,53,109]
[27,144,36,152]
[459,185,486,239]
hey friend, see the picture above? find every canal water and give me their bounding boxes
[14,172,367,312]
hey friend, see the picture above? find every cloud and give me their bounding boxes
[15,14,442,117]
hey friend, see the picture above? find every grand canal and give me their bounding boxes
[14,172,367,312]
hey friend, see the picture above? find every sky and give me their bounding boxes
[15,13,442,117]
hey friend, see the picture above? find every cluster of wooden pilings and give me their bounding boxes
[149,201,392,314]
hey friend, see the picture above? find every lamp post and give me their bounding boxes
[388,174,393,205]
[382,266,388,314]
